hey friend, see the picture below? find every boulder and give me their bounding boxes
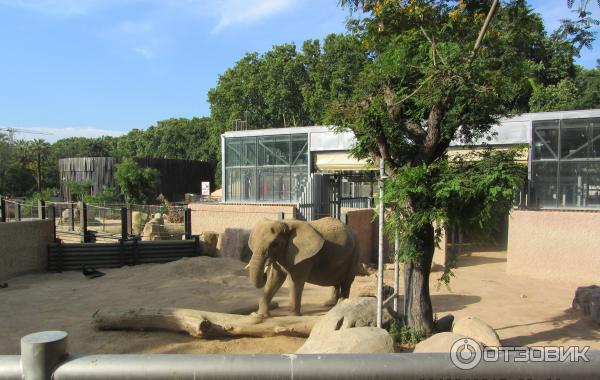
[131,211,149,236]
[573,285,600,315]
[141,216,165,241]
[297,327,394,354]
[452,316,501,347]
[202,231,219,257]
[61,208,79,223]
[435,314,454,333]
[413,332,480,353]
[590,294,600,324]
[219,228,252,262]
[309,297,393,339]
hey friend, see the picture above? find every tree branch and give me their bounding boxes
[420,27,446,66]
[469,0,500,64]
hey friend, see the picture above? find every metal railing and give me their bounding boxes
[2,331,599,380]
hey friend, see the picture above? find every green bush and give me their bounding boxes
[115,158,160,204]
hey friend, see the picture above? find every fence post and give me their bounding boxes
[120,207,128,240]
[184,208,192,240]
[126,206,133,237]
[80,201,89,243]
[0,197,5,223]
[38,200,46,220]
[20,331,68,380]
[49,205,57,242]
[69,203,75,231]
[276,212,284,221]
[16,202,22,221]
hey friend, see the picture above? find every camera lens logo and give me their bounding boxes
[450,338,482,370]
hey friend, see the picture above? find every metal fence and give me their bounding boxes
[2,331,599,380]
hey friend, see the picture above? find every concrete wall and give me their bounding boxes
[507,210,600,283]
[189,203,298,236]
[0,220,54,281]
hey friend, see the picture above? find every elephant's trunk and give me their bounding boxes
[249,252,268,288]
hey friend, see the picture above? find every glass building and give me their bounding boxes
[530,117,600,209]
[223,133,309,203]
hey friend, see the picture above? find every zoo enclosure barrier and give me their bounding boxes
[1,331,599,380]
[0,197,191,243]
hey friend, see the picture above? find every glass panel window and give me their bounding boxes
[257,167,274,202]
[225,138,241,167]
[273,167,291,202]
[291,134,308,166]
[591,119,600,158]
[241,168,256,201]
[586,161,600,208]
[291,166,308,202]
[531,162,558,208]
[561,119,589,159]
[241,137,257,166]
[559,162,588,208]
[226,168,241,201]
[532,120,559,160]
[258,136,290,166]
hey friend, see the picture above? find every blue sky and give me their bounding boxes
[0,0,597,142]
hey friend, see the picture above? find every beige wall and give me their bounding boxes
[507,210,600,282]
[0,220,54,281]
[189,203,298,236]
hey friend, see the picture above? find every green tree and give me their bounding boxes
[115,158,160,204]
[529,78,579,111]
[334,0,535,335]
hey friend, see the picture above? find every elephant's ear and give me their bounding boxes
[287,221,324,266]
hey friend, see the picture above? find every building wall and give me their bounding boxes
[507,210,600,282]
[343,208,375,264]
[0,220,54,281]
[189,203,298,236]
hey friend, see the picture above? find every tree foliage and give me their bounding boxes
[114,158,160,204]
[331,0,540,335]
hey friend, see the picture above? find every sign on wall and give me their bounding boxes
[201,182,210,196]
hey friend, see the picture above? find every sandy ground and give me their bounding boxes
[1,251,598,355]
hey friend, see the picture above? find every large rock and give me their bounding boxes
[573,285,600,324]
[219,228,252,262]
[131,211,149,236]
[297,327,394,354]
[141,215,165,241]
[309,297,393,339]
[61,208,79,224]
[202,231,219,257]
[414,332,480,353]
[452,316,501,347]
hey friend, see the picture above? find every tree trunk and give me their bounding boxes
[403,222,435,336]
[92,307,318,339]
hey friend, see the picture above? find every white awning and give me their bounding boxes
[313,152,376,171]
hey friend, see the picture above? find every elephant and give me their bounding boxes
[247,217,360,317]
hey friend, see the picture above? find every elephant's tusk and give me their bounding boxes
[244,263,250,270]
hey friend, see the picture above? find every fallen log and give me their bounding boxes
[92,307,319,338]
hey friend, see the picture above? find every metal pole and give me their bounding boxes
[80,202,88,243]
[20,331,68,380]
[120,207,128,240]
[69,203,75,232]
[393,229,400,313]
[16,202,22,221]
[184,208,192,239]
[0,197,5,223]
[377,158,385,328]
[38,200,46,220]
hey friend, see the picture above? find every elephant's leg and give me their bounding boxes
[340,275,354,299]
[289,279,306,316]
[257,264,287,317]
[323,286,340,307]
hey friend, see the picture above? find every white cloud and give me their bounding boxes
[5,127,126,143]
[209,0,298,32]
